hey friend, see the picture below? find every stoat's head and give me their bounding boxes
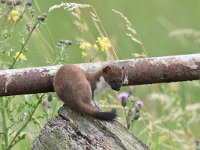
[102,64,124,91]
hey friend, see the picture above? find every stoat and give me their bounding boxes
[53,64,124,121]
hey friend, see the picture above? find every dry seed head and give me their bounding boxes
[49,2,91,12]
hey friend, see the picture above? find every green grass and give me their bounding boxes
[0,0,200,149]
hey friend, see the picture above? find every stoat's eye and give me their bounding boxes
[110,80,114,83]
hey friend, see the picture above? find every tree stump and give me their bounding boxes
[32,105,149,150]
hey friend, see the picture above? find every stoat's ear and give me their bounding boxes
[102,66,112,74]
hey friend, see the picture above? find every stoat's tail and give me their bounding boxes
[95,108,117,121]
[75,100,117,121]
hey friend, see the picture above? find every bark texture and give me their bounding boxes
[1,54,200,96]
[32,105,149,150]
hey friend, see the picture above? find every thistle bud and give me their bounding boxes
[121,99,127,107]
[30,8,35,17]
[58,40,72,47]
[14,0,21,5]
[37,13,47,22]
[37,15,45,22]
[135,108,139,113]
[48,93,52,102]
[25,0,32,6]
[6,0,13,5]
[133,113,140,120]
[1,0,6,4]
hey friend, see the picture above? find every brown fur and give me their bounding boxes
[53,64,124,121]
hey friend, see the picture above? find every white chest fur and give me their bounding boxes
[94,76,110,96]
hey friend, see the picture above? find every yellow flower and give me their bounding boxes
[13,52,28,61]
[81,51,88,58]
[97,37,111,51]
[93,44,99,50]
[80,42,91,50]
[8,9,20,22]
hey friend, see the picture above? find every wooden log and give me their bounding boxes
[32,105,149,150]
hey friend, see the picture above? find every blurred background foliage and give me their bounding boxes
[0,0,200,150]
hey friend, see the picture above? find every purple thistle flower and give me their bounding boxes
[135,100,143,109]
[133,113,140,120]
[118,92,129,101]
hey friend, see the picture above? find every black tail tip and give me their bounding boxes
[95,108,117,122]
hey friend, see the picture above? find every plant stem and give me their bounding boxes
[89,50,99,62]
[9,22,39,69]
[91,6,118,60]
[8,94,45,149]
[33,0,56,62]
[123,106,129,129]
[0,97,9,150]
[0,7,11,32]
